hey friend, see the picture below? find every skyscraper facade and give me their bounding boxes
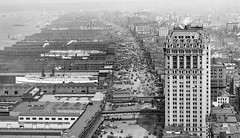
[164,26,211,137]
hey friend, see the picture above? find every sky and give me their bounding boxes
[2,0,113,4]
[0,0,240,15]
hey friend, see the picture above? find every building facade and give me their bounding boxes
[0,83,98,96]
[211,64,227,101]
[164,26,211,137]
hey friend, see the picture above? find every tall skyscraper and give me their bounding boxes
[164,25,211,137]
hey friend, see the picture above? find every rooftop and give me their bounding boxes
[212,124,240,135]
[215,115,237,123]
[39,93,105,103]
[211,104,235,116]
[173,25,203,31]
[11,101,87,116]
[69,101,102,137]
[219,93,230,98]
[211,63,225,67]
[0,116,18,122]
[0,82,98,88]
[164,125,183,133]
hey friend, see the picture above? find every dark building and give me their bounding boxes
[0,83,98,96]
[0,75,16,84]
[211,64,227,101]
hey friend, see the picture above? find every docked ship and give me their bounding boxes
[16,74,98,84]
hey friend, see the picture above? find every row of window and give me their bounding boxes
[170,93,199,98]
[171,110,202,114]
[4,91,18,95]
[19,117,76,121]
[211,68,223,72]
[172,75,201,79]
[171,106,201,109]
[167,41,203,48]
[172,119,202,122]
[174,36,195,39]
[172,80,200,84]
[171,49,203,54]
[172,56,199,69]
[169,89,202,93]
[172,115,202,118]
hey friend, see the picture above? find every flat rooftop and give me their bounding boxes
[211,106,236,115]
[0,71,99,77]
[11,101,87,116]
[0,82,98,88]
[39,92,105,103]
[69,101,102,137]
[212,124,240,135]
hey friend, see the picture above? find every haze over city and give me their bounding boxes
[1,0,240,14]
[0,0,240,138]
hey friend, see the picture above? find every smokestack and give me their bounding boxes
[41,69,45,77]
[52,68,55,77]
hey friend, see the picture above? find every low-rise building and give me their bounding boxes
[206,103,239,138]
[212,93,230,107]
[0,91,105,137]
[0,83,98,96]
[13,102,84,129]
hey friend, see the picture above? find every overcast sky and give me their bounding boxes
[2,0,239,4]
[1,0,240,15]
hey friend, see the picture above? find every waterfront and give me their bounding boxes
[0,11,58,49]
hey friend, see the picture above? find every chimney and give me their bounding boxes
[41,69,45,77]
[52,68,55,77]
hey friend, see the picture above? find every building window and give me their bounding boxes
[26,118,30,120]
[186,56,191,68]
[51,118,56,120]
[64,118,69,120]
[179,56,184,68]
[45,118,49,120]
[58,118,62,120]
[193,56,198,68]
[14,91,18,95]
[39,118,43,120]
[32,118,36,120]
[19,117,24,120]
[4,91,8,95]
[71,118,75,120]
[173,56,177,68]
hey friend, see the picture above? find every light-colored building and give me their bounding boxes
[226,22,239,33]
[2,91,105,130]
[212,93,230,107]
[159,27,169,38]
[5,101,86,129]
[164,26,211,137]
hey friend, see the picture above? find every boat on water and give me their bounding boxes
[16,74,98,84]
